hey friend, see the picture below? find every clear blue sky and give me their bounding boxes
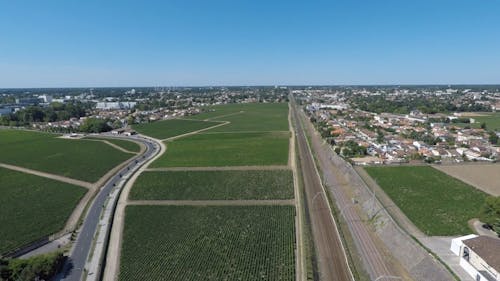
[0,0,499,87]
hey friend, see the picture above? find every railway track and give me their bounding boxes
[291,98,354,281]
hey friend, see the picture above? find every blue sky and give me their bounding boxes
[0,0,499,87]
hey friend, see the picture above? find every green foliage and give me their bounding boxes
[0,251,65,281]
[189,103,289,132]
[130,170,294,200]
[0,130,133,182]
[489,131,499,145]
[0,168,86,254]
[119,205,295,281]
[151,132,290,167]
[364,166,487,235]
[132,119,220,139]
[79,117,112,133]
[0,102,88,126]
[478,196,500,235]
[340,140,367,158]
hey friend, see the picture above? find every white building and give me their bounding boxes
[96,102,137,110]
[451,235,500,281]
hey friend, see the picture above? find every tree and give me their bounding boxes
[478,196,500,236]
[489,131,499,145]
[480,122,487,130]
[79,118,112,133]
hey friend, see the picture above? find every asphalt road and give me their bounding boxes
[291,99,353,281]
[56,135,160,281]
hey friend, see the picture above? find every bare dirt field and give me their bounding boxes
[434,164,500,196]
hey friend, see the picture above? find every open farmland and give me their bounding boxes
[0,130,133,182]
[364,165,487,236]
[452,112,500,131]
[0,167,86,254]
[434,164,500,196]
[129,170,294,200]
[151,132,290,167]
[87,137,141,153]
[132,119,221,139]
[190,102,289,132]
[119,205,296,281]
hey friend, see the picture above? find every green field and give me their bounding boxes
[452,113,500,131]
[151,132,290,167]
[85,137,141,153]
[132,119,221,139]
[0,130,133,182]
[364,166,487,236]
[129,170,294,200]
[119,205,295,281]
[0,167,87,254]
[190,103,289,132]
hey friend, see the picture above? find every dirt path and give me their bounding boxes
[289,102,306,281]
[128,199,295,206]
[0,162,93,189]
[200,130,291,134]
[103,137,166,281]
[83,139,138,154]
[161,121,229,141]
[204,110,245,121]
[145,165,290,172]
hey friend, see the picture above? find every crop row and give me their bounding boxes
[119,205,296,281]
[130,169,294,200]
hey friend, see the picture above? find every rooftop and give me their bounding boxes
[463,235,500,273]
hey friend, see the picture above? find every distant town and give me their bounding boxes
[2,85,499,165]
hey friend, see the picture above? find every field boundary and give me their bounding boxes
[199,130,291,134]
[161,121,229,141]
[203,110,245,121]
[145,165,290,171]
[103,137,166,281]
[128,199,295,206]
[289,102,306,281]
[354,166,426,238]
[0,162,93,189]
[83,138,139,154]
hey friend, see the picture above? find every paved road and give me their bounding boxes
[56,135,160,281]
[291,99,353,281]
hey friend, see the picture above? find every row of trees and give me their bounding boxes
[0,102,89,126]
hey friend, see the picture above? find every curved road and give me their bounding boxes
[57,135,160,281]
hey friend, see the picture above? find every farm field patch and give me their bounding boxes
[85,137,141,153]
[0,167,86,254]
[152,132,290,167]
[434,164,500,196]
[0,130,133,182]
[452,112,500,131]
[190,103,289,132]
[364,165,487,236]
[132,119,220,139]
[129,170,294,200]
[119,205,295,281]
